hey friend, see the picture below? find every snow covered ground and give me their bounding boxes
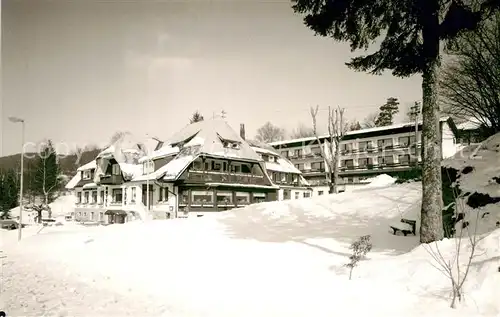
[2,176,499,317]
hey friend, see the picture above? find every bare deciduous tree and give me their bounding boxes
[440,13,500,135]
[424,179,485,308]
[290,123,315,138]
[310,105,347,194]
[362,112,379,128]
[255,122,286,143]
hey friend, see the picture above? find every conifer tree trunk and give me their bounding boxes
[420,3,444,243]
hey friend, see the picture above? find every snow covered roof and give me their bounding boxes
[65,173,81,190]
[269,117,453,147]
[76,160,96,171]
[163,119,262,162]
[119,163,143,180]
[138,144,179,163]
[456,117,484,130]
[251,146,302,174]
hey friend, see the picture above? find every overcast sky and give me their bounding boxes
[0,0,422,157]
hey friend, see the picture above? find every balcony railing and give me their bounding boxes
[187,170,267,185]
[341,143,421,155]
[340,161,419,171]
[98,174,123,185]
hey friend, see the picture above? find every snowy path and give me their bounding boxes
[1,252,174,316]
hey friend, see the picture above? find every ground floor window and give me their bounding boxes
[318,191,324,195]
[303,192,311,198]
[180,191,189,205]
[191,190,214,206]
[253,192,266,203]
[217,191,233,206]
[112,188,122,203]
[295,192,300,199]
[235,192,250,205]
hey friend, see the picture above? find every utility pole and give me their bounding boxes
[409,101,421,162]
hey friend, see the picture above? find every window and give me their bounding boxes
[112,164,121,175]
[347,177,354,184]
[84,191,89,204]
[191,190,214,205]
[311,146,321,156]
[112,188,122,203]
[281,173,287,183]
[99,212,104,221]
[358,158,372,168]
[77,192,82,203]
[303,192,311,198]
[311,162,324,171]
[236,192,250,205]
[90,211,95,220]
[377,138,393,148]
[358,141,369,151]
[230,164,241,173]
[131,187,136,202]
[253,192,266,203]
[99,191,104,204]
[262,154,269,162]
[294,149,303,157]
[223,141,240,149]
[83,170,91,180]
[341,159,354,168]
[158,187,168,202]
[340,143,352,153]
[318,191,324,196]
[398,154,410,165]
[143,161,154,174]
[295,192,300,199]
[217,191,233,205]
[281,150,289,158]
[398,136,416,147]
[295,163,304,171]
[378,155,394,165]
[180,191,189,205]
[92,191,98,204]
[292,174,298,184]
[211,161,222,171]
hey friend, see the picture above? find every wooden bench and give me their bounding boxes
[390,219,417,236]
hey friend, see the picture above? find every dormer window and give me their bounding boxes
[261,154,269,162]
[82,169,93,180]
[143,161,155,175]
[221,137,240,150]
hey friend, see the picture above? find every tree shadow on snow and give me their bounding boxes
[217,200,420,256]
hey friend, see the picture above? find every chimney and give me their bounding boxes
[240,124,246,140]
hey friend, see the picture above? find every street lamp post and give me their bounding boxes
[8,116,25,241]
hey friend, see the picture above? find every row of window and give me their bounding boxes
[280,136,418,158]
[293,154,416,172]
[191,159,255,174]
[82,164,121,180]
[341,154,415,168]
[269,172,300,185]
[179,190,266,206]
[294,161,325,171]
[77,186,170,205]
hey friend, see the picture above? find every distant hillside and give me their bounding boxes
[0,148,102,177]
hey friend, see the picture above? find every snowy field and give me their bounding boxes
[2,175,499,317]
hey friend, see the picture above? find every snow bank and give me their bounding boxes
[365,174,396,188]
[3,182,498,316]
[443,132,500,235]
